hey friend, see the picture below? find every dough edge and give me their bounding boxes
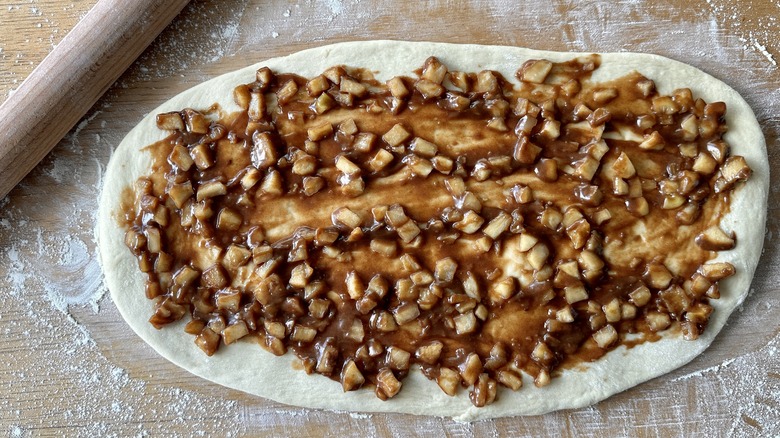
[96,40,769,422]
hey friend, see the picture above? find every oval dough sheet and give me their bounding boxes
[97,41,768,421]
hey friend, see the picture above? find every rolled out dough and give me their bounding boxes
[97,41,768,421]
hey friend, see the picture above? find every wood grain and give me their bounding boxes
[0,0,189,199]
[0,0,778,436]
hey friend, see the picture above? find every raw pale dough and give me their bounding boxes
[97,41,768,421]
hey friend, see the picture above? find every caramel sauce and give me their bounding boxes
[120,55,749,405]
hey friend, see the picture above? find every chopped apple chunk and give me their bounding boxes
[695,226,736,251]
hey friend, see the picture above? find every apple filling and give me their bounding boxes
[121,54,751,406]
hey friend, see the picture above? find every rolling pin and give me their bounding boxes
[0,0,191,200]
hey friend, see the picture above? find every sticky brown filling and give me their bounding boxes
[120,54,751,406]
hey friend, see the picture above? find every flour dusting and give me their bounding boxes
[673,357,737,381]
[706,0,779,67]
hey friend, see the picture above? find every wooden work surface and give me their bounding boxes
[1,1,778,436]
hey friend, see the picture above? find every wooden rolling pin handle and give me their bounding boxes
[0,0,191,200]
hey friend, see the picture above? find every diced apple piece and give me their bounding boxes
[652,95,680,115]
[588,107,612,127]
[454,210,485,234]
[416,341,444,365]
[308,121,333,141]
[407,155,434,177]
[638,131,665,150]
[248,90,267,120]
[313,92,336,114]
[290,325,317,343]
[470,374,497,407]
[306,75,330,97]
[393,302,420,325]
[497,370,523,391]
[483,211,511,239]
[566,218,591,250]
[431,155,453,174]
[603,298,621,323]
[459,352,483,386]
[259,169,284,196]
[421,56,448,83]
[387,77,409,99]
[196,181,227,201]
[335,155,361,176]
[372,310,398,332]
[572,155,600,181]
[251,132,277,170]
[182,108,210,134]
[556,306,575,323]
[340,77,367,97]
[289,262,313,289]
[489,277,516,304]
[382,123,411,147]
[415,79,444,99]
[156,111,185,131]
[332,207,362,229]
[646,312,671,332]
[368,149,394,172]
[629,284,652,307]
[474,70,499,94]
[341,360,365,392]
[518,59,553,83]
[462,271,480,299]
[222,244,251,271]
[527,242,550,270]
[195,327,220,356]
[263,320,286,339]
[409,137,438,158]
[216,208,242,231]
[698,261,735,281]
[376,368,402,399]
[625,197,650,216]
[222,321,249,345]
[612,151,636,178]
[644,262,673,289]
[168,144,194,171]
[517,233,538,252]
[540,206,562,230]
[386,346,412,371]
[564,284,589,304]
[437,367,460,396]
[454,311,478,335]
[190,143,214,169]
[592,88,618,104]
[695,226,736,251]
[144,226,162,253]
[396,220,421,243]
[344,270,364,300]
[434,257,458,283]
[535,158,558,182]
[369,238,396,257]
[593,324,618,348]
[410,270,434,286]
[353,132,376,153]
[714,155,752,193]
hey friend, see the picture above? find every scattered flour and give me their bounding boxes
[706,0,779,67]
[673,358,737,381]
